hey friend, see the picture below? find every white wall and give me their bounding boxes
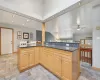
[44,0,80,19]
[0,23,41,52]
[46,0,100,68]
[45,1,93,39]
[0,9,42,30]
[0,7,42,52]
[73,33,92,41]
[0,0,43,20]
[92,2,100,68]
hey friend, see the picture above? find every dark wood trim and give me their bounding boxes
[23,32,29,39]
[0,27,14,55]
[0,28,1,55]
[80,48,92,66]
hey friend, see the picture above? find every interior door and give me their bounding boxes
[1,28,13,54]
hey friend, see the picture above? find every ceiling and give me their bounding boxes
[0,0,95,36]
[0,9,42,30]
[45,0,97,38]
[0,0,81,21]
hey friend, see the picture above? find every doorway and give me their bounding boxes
[0,27,14,55]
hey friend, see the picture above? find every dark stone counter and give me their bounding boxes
[44,45,78,52]
[19,45,78,52]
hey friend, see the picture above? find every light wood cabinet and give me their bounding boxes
[42,51,48,67]
[19,52,29,70]
[34,47,40,65]
[18,47,80,80]
[47,52,54,72]
[29,52,35,67]
[62,57,72,80]
[40,48,47,67]
[18,48,35,71]
[53,53,61,77]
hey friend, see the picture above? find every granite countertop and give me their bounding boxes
[19,45,78,52]
[45,45,78,52]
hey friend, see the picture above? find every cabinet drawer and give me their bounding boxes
[21,49,34,53]
[21,50,28,53]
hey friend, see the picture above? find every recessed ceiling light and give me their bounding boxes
[27,19,29,22]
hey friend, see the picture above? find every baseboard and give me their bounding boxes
[92,67,100,71]
[13,52,17,54]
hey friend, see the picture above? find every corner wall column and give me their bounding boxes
[42,22,45,46]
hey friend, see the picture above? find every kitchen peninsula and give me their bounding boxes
[18,45,80,80]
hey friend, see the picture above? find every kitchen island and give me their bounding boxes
[18,46,80,80]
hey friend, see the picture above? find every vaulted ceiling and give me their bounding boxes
[0,9,42,30]
[0,0,96,37]
[0,0,80,21]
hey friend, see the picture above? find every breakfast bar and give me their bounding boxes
[18,46,80,80]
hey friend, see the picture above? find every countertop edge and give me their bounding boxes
[18,46,78,52]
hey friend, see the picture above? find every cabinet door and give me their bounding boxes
[53,53,61,77]
[62,58,72,80]
[43,52,48,67]
[39,47,43,64]
[35,47,40,65]
[46,52,54,71]
[29,50,35,67]
[40,51,47,66]
[20,52,29,70]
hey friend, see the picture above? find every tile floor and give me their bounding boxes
[0,54,100,80]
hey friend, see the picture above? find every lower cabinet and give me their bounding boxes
[18,47,79,80]
[29,52,35,67]
[53,53,61,77]
[34,47,40,65]
[19,52,29,70]
[62,57,72,80]
[47,53,54,72]
[40,49,62,77]
[19,48,35,71]
[40,50,47,67]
